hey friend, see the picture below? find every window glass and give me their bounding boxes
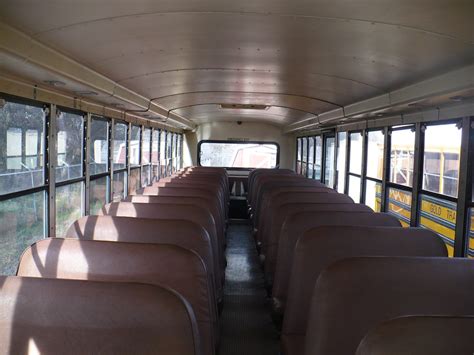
[365,180,382,212]
[112,171,126,202]
[129,168,140,195]
[199,141,279,169]
[141,165,151,187]
[90,118,108,175]
[0,192,45,275]
[324,137,335,187]
[152,130,160,182]
[0,102,45,195]
[307,137,315,178]
[348,175,361,203]
[349,132,363,174]
[387,187,412,227]
[90,176,109,215]
[130,125,140,166]
[315,136,322,180]
[166,132,172,175]
[423,124,461,198]
[336,132,347,193]
[419,194,456,257]
[172,133,177,172]
[56,182,83,237]
[142,128,151,165]
[296,138,302,174]
[56,111,83,183]
[177,134,182,169]
[301,138,308,176]
[366,130,384,180]
[160,131,167,176]
[113,122,127,170]
[468,209,474,257]
[390,128,415,187]
[6,128,22,170]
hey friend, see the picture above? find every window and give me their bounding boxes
[348,132,363,202]
[90,176,109,215]
[56,182,83,238]
[423,124,461,198]
[198,141,279,169]
[177,134,182,170]
[0,192,46,275]
[324,136,335,187]
[130,125,140,167]
[366,130,384,180]
[1,101,45,195]
[419,194,457,257]
[90,117,108,175]
[113,171,126,202]
[307,137,315,178]
[365,180,382,212]
[152,129,160,182]
[336,132,347,193]
[387,187,412,227]
[390,128,415,187]
[301,138,308,176]
[348,175,361,203]
[314,136,322,181]
[129,168,140,195]
[160,130,167,177]
[349,132,363,175]
[166,131,172,175]
[113,122,127,170]
[56,110,83,183]
[141,128,151,187]
[296,138,302,174]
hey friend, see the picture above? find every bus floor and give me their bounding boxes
[218,222,280,355]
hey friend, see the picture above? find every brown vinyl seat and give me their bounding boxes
[253,184,334,227]
[18,239,216,355]
[248,169,295,205]
[249,174,306,211]
[142,186,226,220]
[252,180,328,224]
[304,257,474,355]
[124,195,226,241]
[99,202,224,275]
[280,226,447,355]
[256,193,355,247]
[270,211,401,302]
[0,276,200,355]
[64,216,219,301]
[356,315,474,355]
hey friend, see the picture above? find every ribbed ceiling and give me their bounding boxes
[0,0,473,127]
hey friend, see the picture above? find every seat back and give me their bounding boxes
[0,276,200,355]
[65,216,221,302]
[356,316,474,355]
[99,202,224,269]
[142,186,226,218]
[281,226,447,344]
[304,257,474,355]
[18,239,215,355]
[270,212,401,298]
[257,195,357,246]
[124,195,225,242]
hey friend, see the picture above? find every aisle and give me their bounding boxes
[218,223,280,355]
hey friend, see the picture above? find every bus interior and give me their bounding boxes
[0,1,474,354]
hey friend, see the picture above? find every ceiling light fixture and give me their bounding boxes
[74,90,98,96]
[43,80,66,87]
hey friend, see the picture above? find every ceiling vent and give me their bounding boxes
[220,104,269,110]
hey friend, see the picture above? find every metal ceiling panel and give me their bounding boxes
[0,0,473,129]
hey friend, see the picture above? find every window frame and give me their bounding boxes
[197,139,280,170]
